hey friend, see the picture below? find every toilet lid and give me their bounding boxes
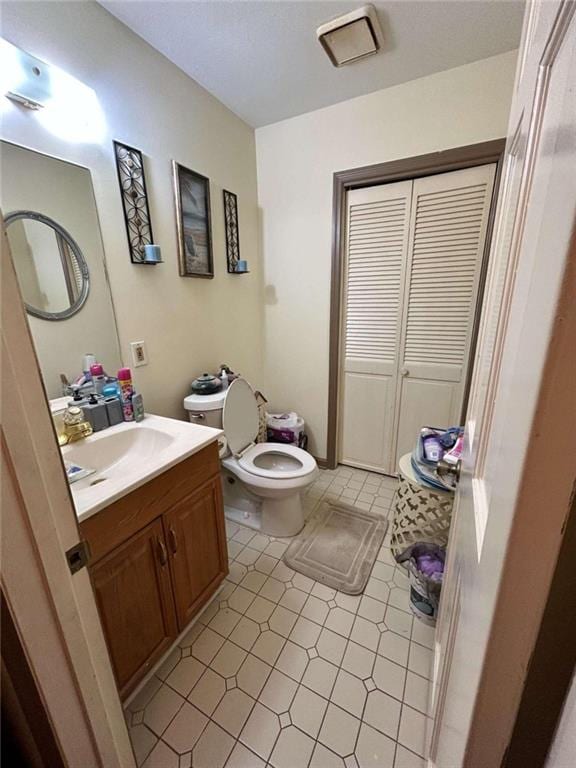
[222,378,259,456]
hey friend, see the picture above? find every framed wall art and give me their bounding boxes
[113,141,156,264]
[172,161,213,278]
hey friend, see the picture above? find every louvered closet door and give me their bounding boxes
[394,164,497,463]
[340,181,412,472]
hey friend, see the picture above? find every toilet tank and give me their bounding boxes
[183,390,226,429]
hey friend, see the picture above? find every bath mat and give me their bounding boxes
[283,501,388,595]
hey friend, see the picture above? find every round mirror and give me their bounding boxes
[5,211,89,321]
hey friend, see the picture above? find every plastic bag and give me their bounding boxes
[396,543,446,625]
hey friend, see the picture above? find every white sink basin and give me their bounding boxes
[65,425,174,474]
[62,414,222,522]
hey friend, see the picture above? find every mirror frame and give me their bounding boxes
[5,210,90,321]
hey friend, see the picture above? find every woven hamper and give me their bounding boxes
[391,453,454,562]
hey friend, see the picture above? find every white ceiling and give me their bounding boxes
[100,0,524,127]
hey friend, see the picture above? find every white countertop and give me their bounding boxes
[62,414,222,523]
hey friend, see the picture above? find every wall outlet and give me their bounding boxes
[130,340,148,367]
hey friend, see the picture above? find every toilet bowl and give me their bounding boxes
[184,378,317,537]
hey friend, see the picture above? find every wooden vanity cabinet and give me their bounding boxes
[89,518,177,695]
[81,443,227,698]
[165,477,227,629]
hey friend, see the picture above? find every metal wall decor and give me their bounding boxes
[113,141,157,264]
[223,189,242,273]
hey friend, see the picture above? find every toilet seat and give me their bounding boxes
[222,378,315,481]
[238,442,316,480]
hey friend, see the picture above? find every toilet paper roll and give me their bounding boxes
[218,436,228,458]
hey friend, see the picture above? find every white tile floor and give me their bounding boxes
[125,466,434,768]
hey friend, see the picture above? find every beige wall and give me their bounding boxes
[256,51,518,459]
[1,1,262,418]
[0,2,517,442]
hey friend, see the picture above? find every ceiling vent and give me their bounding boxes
[317,5,383,67]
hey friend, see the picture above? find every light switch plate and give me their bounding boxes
[130,340,148,367]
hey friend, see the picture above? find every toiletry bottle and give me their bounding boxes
[105,396,124,427]
[83,353,96,378]
[118,367,134,421]
[90,363,107,395]
[102,381,120,399]
[82,394,110,432]
[219,366,229,390]
[132,392,145,422]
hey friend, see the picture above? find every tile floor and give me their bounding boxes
[125,466,434,768]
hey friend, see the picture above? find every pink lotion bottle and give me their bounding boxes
[117,367,134,421]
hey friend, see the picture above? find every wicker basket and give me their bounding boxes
[390,453,454,562]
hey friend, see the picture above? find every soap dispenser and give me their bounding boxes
[82,394,110,432]
[67,384,88,409]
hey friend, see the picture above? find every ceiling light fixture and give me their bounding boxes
[317,4,383,67]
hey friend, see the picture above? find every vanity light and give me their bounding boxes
[0,40,51,110]
[317,4,383,67]
[0,38,105,143]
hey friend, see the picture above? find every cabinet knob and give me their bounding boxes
[156,537,168,567]
[400,367,410,377]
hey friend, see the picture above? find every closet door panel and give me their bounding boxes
[345,359,394,375]
[341,371,395,471]
[394,164,497,464]
[405,362,463,382]
[340,181,412,473]
[395,379,459,461]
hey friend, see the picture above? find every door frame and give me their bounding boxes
[326,139,506,469]
[504,490,576,767]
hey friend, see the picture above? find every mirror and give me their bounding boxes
[1,141,122,400]
[6,210,90,320]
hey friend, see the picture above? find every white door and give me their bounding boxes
[340,180,412,473]
[340,165,496,474]
[430,2,576,764]
[2,218,136,767]
[394,165,496,463]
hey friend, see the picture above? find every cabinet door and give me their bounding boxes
[90,518,177,697]
[165,477,228,630]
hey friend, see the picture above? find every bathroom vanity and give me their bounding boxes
[69,416,227,698]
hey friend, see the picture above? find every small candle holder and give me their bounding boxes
[143,244,163,264]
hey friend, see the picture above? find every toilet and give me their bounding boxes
[184,378,318,537]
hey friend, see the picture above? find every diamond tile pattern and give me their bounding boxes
[126,466,432,767]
